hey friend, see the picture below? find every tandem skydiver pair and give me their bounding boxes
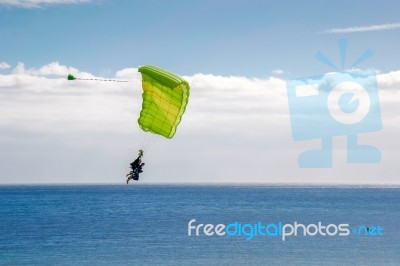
[69,65,190,183]
[126,150,145,183]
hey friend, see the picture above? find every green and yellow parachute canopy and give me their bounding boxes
[67,65,189,140]
[137,65,190,139]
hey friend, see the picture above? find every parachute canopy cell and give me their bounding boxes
[138,65,190,139]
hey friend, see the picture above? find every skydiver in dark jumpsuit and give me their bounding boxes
[126,150,144,184]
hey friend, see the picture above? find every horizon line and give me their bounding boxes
[1,182,399,188]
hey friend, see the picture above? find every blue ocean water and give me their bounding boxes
[0,185,399,265]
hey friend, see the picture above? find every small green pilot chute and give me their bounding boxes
[67,74,76,80]
[138,65,190,139]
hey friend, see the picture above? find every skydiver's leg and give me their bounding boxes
[126,172,133,184]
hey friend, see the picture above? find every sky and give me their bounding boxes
[0,0,399,184]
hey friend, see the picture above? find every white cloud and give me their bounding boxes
[12,61,96,79]
[322,23,400,34]
[271,69,284,75]
[115,67,140,81]
[0,61,10,69]
[0,62,399,184]
[29,61,79,76]
[0,0,94,8]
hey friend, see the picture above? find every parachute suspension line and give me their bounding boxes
[136,71,151,154]
[144,134,161,155]
[141,132,154,152]
[67,74,128,83]
[133,70,144,151]
[138,133,158,158]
